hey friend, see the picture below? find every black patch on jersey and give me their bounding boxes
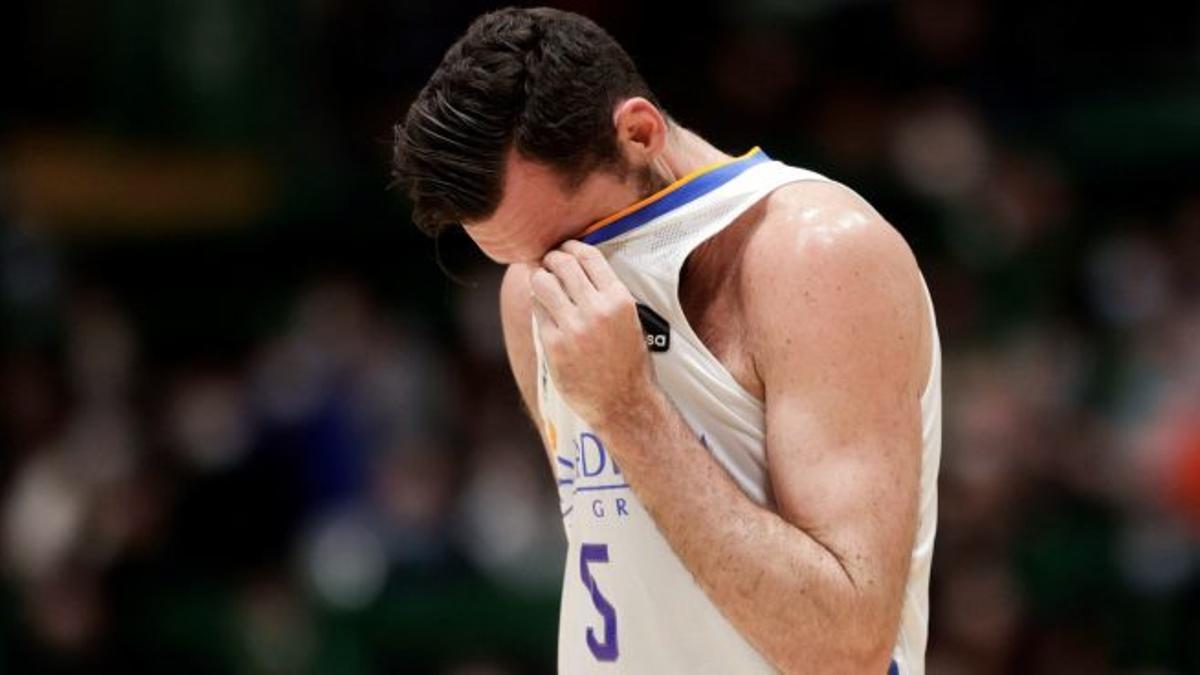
[636,302,670,352]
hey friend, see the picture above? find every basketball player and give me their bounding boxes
[393,8,941,674]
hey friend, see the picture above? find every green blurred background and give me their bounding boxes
[2,0,1200,673]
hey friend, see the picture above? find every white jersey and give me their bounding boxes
[533,148,942,675]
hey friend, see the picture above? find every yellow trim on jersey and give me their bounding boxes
[579,147,763,237]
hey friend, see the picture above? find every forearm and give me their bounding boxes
[592,384,894,673]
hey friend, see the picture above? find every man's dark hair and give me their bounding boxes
[392,7,663,236]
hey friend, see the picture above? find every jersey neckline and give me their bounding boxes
[579,147,770,245]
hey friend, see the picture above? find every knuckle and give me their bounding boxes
[607,288,633,307]
[530,270,557,293]
[564,318,587,339]
[599,297,622,318]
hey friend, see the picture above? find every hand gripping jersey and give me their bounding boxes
[532,148,942,675]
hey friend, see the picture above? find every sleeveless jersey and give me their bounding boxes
[532,148,942,674]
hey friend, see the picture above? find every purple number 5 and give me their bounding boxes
[580,542,618,661]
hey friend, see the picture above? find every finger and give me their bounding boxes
[542,250,597,305]
[531,294,558,331]
[530,267,574,319]
[561,240,620,291]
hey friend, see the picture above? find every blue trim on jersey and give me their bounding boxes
[580,149,772,245]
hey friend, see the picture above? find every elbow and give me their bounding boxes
[834,579,903,674]
[848,637,897,675]
[775,599,900,675]
[776,640,893,675]
[837,604,901,674]
[845,619,900,674]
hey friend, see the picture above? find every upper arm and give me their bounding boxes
[499,263,551,451]
[744,183,931,632]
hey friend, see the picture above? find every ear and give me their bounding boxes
[612,97,668,164]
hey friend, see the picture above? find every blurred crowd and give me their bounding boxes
[2,0,1199,673]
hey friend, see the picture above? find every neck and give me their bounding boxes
[567,127,736,245]
[659,126,731,183]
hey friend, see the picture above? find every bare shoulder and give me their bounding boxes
[499,263,541,424]
[740,179,931,391]
[744,180,920,290]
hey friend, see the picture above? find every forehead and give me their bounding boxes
[474,148,621,234]
[502,150,575,211]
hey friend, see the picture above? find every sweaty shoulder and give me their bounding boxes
[499,263,542,425]
[740,179,931,395]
